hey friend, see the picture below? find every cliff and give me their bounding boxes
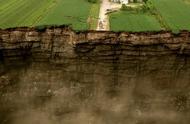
[0,26,190,63]
[1,27,190,124]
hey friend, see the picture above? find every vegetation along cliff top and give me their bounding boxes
[0,0,190,32]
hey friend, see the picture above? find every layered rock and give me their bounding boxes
[1,27,190,124]
[0,26,190,63]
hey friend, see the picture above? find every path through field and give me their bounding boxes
[97,0,110,31]
[97,0,122,31]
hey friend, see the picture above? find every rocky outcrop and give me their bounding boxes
[1,27,190,124]
[0,26,190,63]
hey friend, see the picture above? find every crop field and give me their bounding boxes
[110,0,190,32]
[1,0,190,32]
[151,0,190,32]
[0,0,100,30]
[110,11,162,32]
[0,0,53,28]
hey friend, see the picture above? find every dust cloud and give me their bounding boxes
[0,55,190,124]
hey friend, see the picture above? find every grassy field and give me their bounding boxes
[110,0,190,32]
[0,0,53,28]
[38,0,92,30]
[0,0,99,30]
[1,0,190,32]
[151,0,190,32]
[88,0,100,30]
[110,11,162,32]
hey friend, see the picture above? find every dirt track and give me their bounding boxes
[97,0,121,31]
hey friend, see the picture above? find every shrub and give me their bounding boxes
[87,0,98,3]
[121,3,149,13]
[121,4,134,11]
[35,25,47,32]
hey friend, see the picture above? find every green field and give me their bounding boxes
[151,0,190,32]
[110,0,190,32]
[110,11,162,32]
[88,0,100,30]
[1,0,190,32]
[0,0,100,30]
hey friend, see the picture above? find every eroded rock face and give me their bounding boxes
[1,27,190,124]
[0,53,190,124]
[0,27,190,63]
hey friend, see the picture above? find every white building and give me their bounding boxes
[111,0,129,5]
[120,0,129,4]
[111,0,143,5]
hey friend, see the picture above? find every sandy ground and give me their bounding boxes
[97,0,110,31]
[97,0,122,31]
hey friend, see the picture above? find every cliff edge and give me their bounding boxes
[0,26,190,63]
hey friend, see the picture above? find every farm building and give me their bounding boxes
[111,0,128,4]
[111,0,143,4]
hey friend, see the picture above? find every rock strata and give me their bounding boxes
[0,26,190,63]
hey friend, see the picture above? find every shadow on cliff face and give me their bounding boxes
[0,41,190,124]
[0,49,3,62]
[1,54,190,124]
[1,26,190,124]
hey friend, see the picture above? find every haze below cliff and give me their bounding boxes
[1,53,190,124]
[0,27,190,124]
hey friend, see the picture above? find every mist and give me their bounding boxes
[0,54,190,124]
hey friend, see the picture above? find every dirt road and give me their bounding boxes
[97,0,110,31]
[97,0,122,31]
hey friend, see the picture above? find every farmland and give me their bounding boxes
[0,0,54,28]
[0,0,100,30]
[151,0,190,32]
[110,11,162,32]
[110,0,190,32]
[1,0,190,32]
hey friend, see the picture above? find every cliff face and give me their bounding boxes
[1,27,190,124]
[0,27,190,63]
